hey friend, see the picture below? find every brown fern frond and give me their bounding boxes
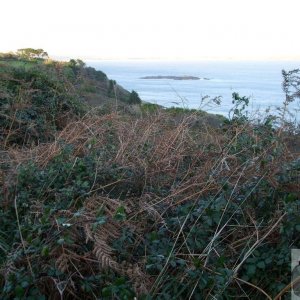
[83,196,125,273]
[56,253,69,273]
[92,245,119,270]
[126,263,151,295]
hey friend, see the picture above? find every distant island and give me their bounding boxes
[140,75,203,80]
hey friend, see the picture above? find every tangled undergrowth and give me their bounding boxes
[0,57,300,299]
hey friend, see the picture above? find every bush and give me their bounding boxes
[128,90,142,104]
[0,61,85,146]
[141,102,161,114]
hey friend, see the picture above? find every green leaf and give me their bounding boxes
[265,257,272,264]
[102,287,111,297]
[257,261,266,269]
[285,193,297,203]
[41,246,49,257]
[114,206,126,221]
[193,258,203,268]
[21,280,29,288]
[56,217,67,225]
[246,264,256,276]
[92,216,107,231]
[57,238,65,245]
[15,285,24,297]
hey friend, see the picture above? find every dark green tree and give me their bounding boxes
[68,59,86,69]
[128,90,141,104]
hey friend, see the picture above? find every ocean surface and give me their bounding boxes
[88,60,300,118]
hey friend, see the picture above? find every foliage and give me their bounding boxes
[0,60,85,146]
[107,79,116,97]
[0,57,299,299]
[17,48,49,60]
[165,106,206,115]
[0,52,18,60]
[128,90,142,104]
[282,68,300,103]
[228,92,250,122]
[84,66,107,81]
[141,103,161,114]
[68,58,85,68]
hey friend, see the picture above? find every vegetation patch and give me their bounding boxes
[0,51,299,299]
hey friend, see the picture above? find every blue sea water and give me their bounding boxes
[88,60,300,118]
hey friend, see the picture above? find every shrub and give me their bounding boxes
[128,90,142,104]
[0,61,85,146]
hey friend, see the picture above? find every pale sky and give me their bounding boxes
[1,0,300,60]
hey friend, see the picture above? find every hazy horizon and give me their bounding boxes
[55,54,300,62]
[1,0,300,61]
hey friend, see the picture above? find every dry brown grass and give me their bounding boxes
[1,107,299,299]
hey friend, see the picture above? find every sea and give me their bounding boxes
[88,60,300,119]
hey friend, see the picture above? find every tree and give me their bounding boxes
[17,48,48,60]
[128,90,141,104]
[68,59,86,69]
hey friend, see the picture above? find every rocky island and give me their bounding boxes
[140,75,201,80]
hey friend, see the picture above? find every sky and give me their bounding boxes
[1,0,300,60]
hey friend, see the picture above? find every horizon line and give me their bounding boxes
[53,55,300,62]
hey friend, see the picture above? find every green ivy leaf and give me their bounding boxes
[246,264,256,276]
[257,261,266,269]
[15,285,24,297]
[41,246,49,257]
[114,206,126,221]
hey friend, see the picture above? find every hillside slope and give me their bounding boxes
[0,54,144,146]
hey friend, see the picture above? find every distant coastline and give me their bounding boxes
[140,75,208,80]
[90,60,300,117]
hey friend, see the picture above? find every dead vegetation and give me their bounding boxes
[0,105,299,299]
